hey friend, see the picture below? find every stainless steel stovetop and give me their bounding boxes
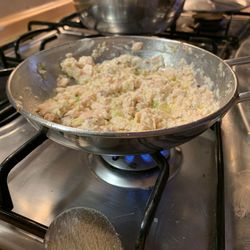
[0,5,250,250]
[0,116,219,250]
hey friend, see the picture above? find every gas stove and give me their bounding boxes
[0,5,250,250]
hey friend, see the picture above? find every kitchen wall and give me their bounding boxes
[0,0,74,45]
[0,0,62,18]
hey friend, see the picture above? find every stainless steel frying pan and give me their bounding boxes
[6,36,250,155]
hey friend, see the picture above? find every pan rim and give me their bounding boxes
[7,35,238,138]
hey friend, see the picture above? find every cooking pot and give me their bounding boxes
[73,0,185,34]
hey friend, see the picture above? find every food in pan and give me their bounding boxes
[37,53,219,132]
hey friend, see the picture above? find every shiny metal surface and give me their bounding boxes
[184,0,250,13]
[222,37,250,250]
[89,155,159,188]
[0,117,37,162]
[225,55,250,103]
[224,55,250,67]
[73,0,185,34]
[0,115,218,249]
[0,220,43,250]
[101,149,171,171]
[7,36,242,155]
[89,148,182,188]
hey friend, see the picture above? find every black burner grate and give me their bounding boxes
[0,100,19,127]
[0,132,48,237]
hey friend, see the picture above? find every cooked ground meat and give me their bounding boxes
[37,54,219,132]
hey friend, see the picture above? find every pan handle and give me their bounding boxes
[224,56,250,67]
[224,56,250,103]
[236,92,250,103]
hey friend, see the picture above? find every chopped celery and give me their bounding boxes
[172,75,176,81]
[71,117,84,126]
[111,109,123,117]
[152,100,159,108]
[159,103,171,113]
[75,96,80,102]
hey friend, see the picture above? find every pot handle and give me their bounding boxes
[224,56,250,67]
[224,56,250,103]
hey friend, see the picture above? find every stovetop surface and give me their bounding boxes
[222,36,250,250]
[0,116,218,250]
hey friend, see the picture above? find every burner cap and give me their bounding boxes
[102,150,170,172]
[88,148,182,188]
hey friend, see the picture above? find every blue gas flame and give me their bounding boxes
[124,155,135,164]
[124,150,170,164]
[141,154,152,162]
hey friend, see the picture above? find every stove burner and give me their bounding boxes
[88,148,182,188]
[102,149,170,172]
